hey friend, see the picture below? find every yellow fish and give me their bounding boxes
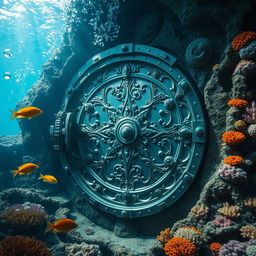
[10,106,44,120]
[38,174,58,184]
[11,163,39,177]
[45,218,78,233]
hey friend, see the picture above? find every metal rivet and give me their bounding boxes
[121,45,128,52]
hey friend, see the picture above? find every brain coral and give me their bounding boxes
[164,237,196,256]
[218,164,247,184]
[222,131,246,145]
[232,31,256,51]
[239,41,256,60]
[223,156,243,165]
[228,99,248,108]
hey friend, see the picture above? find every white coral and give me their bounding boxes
[66,242,102,256]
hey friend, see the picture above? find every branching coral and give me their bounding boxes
[243,101,256,124]
[210,242,222,255]
[234,120,246,131]
[232,31,256,51]
[173,227,203,246]
[1,208,46,231]
[233,60,256,76]
[222,131,246,145]
[223,156,243,165]
[240,225,256,239]
[228,99,248,108]
[157,228,171,246]
[244,198,256,213]
[163,237,196,256]
[213,216,233,228]
[0,235,51,256]
[191,205,209,219]
[217,203,241,219]
[217,164,247,184]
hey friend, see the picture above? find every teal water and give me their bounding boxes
[0,0,70,135]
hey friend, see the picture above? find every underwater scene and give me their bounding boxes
[1,0,256,255]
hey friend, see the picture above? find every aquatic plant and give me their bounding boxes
[240,225,256,239]
[239,41,256,60]
[217,203,241,219]
[232,31,256,51]
[233,60,256,76]
[157,228,171,246]
[221,131,246,145]
[65,242,102,256]
[163,237,196,256]
[1,207,46,232]
[228,99,248,108]
[244,198,256,213]
[243,101,256,124]
[213,216,233,227]
[0,235,51,256]
[223,156,243,165]
[209,242,222,255]
[173,227,203,246]
[234,120,247,131]
[191,205,209,219]
[217,164,247,184]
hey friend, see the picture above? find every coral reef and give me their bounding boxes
[191,205,209,219]
[243,101,256,124]
[173,227,203,246]
[209,242,222,255]
[221,131,246,145]
[217,203,241,219]
[213,216,233,228]
[163,237,196,256]
[0,235,51,256]
[223,156,243,165]
[232,31,256,51]
[65,242,102,256]
[217,164,247,184]
[228,99,248,108]
[240,226,256,239]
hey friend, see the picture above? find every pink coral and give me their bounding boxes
[217,164,247,184]
[243,101,256,123]
[213,216,233,227]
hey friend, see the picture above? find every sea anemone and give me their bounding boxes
[221,131,246,145]
[228,99,248,108]
[0,235,51,256]
[157,228,171,246]
[210,242,222,255]
[164,237,196,256]
[232,31,256,51]
[223,156,243,165]
[234,120,246,131]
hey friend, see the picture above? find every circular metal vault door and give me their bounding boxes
[50,44,207,218]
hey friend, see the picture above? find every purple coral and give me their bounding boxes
[239,41,256,60]
[218,164,247,184]
[243,101,256,124]
[233,60,256,76]
[213,216,233,227]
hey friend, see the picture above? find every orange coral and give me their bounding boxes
[232,31,256,51]
[222,131,246,145]
[157,228,171,246]
[178,226,202,236]
[164,237,196,256]
[228,99,248,108]
[223,156,243,165]
[210,242,222,255]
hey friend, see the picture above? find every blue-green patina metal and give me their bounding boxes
[50,44,207,218]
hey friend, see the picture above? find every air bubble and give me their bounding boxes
[3,72,11,80]
[3,49,12,58]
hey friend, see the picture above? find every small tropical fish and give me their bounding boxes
[9,106,43,120]
[45,218,78,233]
[38,174,58,184]
[11,163,39,177]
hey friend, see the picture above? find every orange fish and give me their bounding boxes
[45,218,78,233]
[38,174,58,184]
[11,163,39,177]
[10,106,43,120]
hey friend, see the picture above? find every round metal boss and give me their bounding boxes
[50,44,207,218]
